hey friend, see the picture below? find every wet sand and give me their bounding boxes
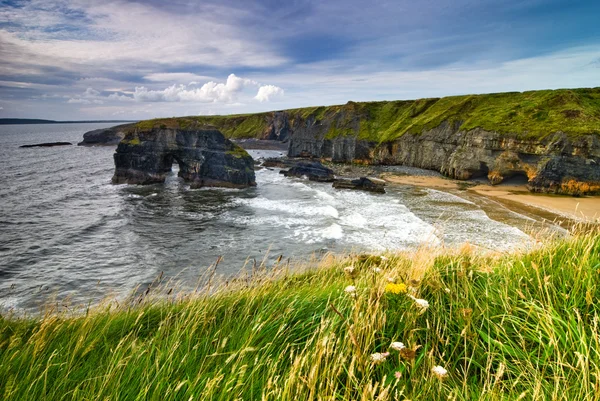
[382,173,600,223]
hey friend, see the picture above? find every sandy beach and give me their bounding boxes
[382,173,600,223]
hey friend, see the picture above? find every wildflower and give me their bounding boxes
[432,365,448,379]
[380,256,389,261]
[390,341,405,351]
[444,287,451,294]
[372,267,382,273]
[408,295,429,313]
[344,285,356,295]
[386,276,396,283]
[370,352,389,364]
[344,266,357,278]
[385,283,407,294]
[394,371,402,379]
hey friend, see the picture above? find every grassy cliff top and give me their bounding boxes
[132,87,600,142]
[1,232,599,399]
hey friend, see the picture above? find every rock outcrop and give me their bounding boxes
[20,142,72,148]
[280,161,335,182]
[112,126,256,188]
[333,177,386,193]
[78,123,133,146]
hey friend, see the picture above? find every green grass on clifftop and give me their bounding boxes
[1,231,600,400]
[131,87,600,143]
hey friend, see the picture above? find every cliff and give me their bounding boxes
[112,124,255,189]
[85,87,600,195]
[78,123,135,146]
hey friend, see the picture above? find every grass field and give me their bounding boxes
[1,231,600,400]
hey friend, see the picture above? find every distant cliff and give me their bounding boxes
[80,87,600,195]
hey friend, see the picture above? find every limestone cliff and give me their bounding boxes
[112,125,255,189]
[89,88,600,195]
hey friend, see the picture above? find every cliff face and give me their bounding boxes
[286,120,600,195]
[112,126,255,189]
[86,88,600,195]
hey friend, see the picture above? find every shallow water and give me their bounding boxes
[0,123,549,312]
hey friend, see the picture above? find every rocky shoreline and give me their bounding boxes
[78,88,600,196]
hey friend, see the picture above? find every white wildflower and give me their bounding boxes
[444,287,451,294]
[372,267,382,273]
[380,256,389,261]
[390,341,405,351]
[386,276,396,283]
[408,295,429,313]
[370,352,389,364]
[432,365,448,379]
[344,285,356,294]
[344,266,355,275]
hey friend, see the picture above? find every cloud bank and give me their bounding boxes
[65,74,284,106]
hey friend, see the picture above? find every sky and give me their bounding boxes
[0,0,599,120]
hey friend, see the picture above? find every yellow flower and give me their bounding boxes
[385,282,407,294]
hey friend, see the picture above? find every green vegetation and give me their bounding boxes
[226,144,251,159]
[131,87,600,143]
[2,231,600,400]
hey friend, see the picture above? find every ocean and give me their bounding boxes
[0,123,554,312]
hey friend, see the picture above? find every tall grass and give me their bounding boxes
[1,232,600,400]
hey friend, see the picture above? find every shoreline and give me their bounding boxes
[381,173,600,224]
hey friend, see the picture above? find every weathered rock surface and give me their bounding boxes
[333,177,386,193]
[280,161,335,182]
[112,126,256,188]
[261,157,298,169]
[20,142,72,148]
[78,123,134,146]
[283,120,600,196]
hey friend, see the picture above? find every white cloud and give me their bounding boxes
[255,85,284,102]
[107,93,135,102]
[64,74,282,107]
[133,74,259,103]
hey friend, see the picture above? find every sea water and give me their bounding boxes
[0,123,540,311]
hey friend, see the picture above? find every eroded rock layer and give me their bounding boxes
[287,121,600,195]
[112,127,255,189]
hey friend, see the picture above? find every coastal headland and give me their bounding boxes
[80,87,600,196]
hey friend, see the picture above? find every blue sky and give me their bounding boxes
[0,0,599,120]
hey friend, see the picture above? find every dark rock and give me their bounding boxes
[280,161,335,182]
[333,177,386,193]
[78,123,135,146]
[20,142,72,148]
[112,126,256,189]
[261,157,297,169]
